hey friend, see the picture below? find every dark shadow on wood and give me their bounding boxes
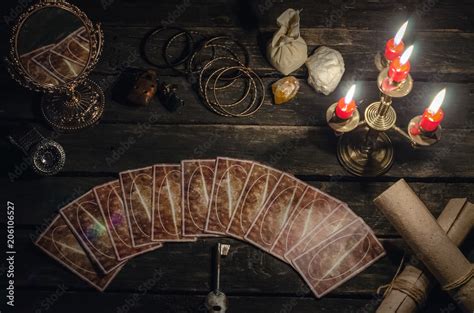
[232,0,259,32]
[111,67,142,106]
[257,31,272,70]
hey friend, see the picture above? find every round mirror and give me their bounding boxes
[8,1,104,132]
[16,6,91,87]
[16,7,90,86]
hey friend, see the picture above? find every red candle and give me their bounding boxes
[335,85,357,120]
[384,21,408,61]
[388,45,413,83]
[419,88,446,132]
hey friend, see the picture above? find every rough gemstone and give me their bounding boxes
[271,76,300,105]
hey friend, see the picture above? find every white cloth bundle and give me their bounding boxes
[267,8,308,75]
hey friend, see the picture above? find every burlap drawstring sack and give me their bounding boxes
[267,8,308,75]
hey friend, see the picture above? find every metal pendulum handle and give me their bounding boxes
[205,243,230,313]
[214,243,230,292]
[214,243,222,292]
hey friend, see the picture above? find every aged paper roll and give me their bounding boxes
[376,198,473,312]
[374,180,474,313]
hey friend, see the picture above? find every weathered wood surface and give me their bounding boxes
[13,290,462,313]
[1,122,472,178]
[65,0,474,32]
[1,76,473,129]
[2,176,472,234]
[94,26,474,81]
[0,0,473,312]
[11,229,474,293]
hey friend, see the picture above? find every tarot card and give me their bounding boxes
[245,173,307,254]
[20,44,60,86]
[77,26,90,43]
[226,162,282,240]
[292,218,385,298]
[270,186,343,261]
[35,215,123,291]
[94,181,162,261]
[205,157,253,235]
[181,159,216,237]
[152,164,196,242]
[32,48,85,83]
[284,204,358,263]
[20,45,51,61]
[120,166,155,247]
[60,190,125,273]
[51,27,90,66]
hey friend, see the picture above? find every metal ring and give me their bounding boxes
[204,36,250,67]
[213,79,257,116]
[190,44,238,77]
[210,67,253,109]
[204,65,253,111]
[214,66,264,117]
[204,66,263,117]
[202,70,251,116]
[199,57,244,95]
[204,36,250,81]
[164,30,200,73]
[202,68,237,116]
[211,66,259,116]
[204,36,250,80]
[142,26,193,69]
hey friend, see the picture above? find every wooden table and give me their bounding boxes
[1,0,472,312]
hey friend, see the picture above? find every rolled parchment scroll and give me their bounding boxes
[374,180,474,313]
[375,198,473,312]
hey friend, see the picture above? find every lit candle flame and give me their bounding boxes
[400,45,414,65]
[428,88,446,114]
[394,21,408,45]
[344,84,356,104]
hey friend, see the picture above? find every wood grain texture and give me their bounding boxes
[7,291,395,313]
[1,122,472,178]
[1,0,472,311]
[3,76,473,129]
[1,177,472,234]
[49,0,474,32]
[15,230,474,295]
[93,26,474,81]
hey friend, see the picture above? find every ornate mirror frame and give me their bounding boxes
[6,0,105,132]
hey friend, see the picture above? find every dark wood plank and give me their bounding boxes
[62,0,474,32]
[16,231,386,295]
[10,292,375,313]
[95,26,474,82]
[12,290,462,313]
[1,75,472,130]
[2,0,473,41]
[12,231,474,296]
[2,25,474,84]
[2,176,472,237]
[2,25,473,127]
[0,0,472,311]
[1,123,472,178]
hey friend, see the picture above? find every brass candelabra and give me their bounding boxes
[326,68,442,177]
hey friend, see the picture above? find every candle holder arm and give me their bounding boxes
[391,124,418,147]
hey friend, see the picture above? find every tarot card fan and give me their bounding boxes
[36,157,385,300]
